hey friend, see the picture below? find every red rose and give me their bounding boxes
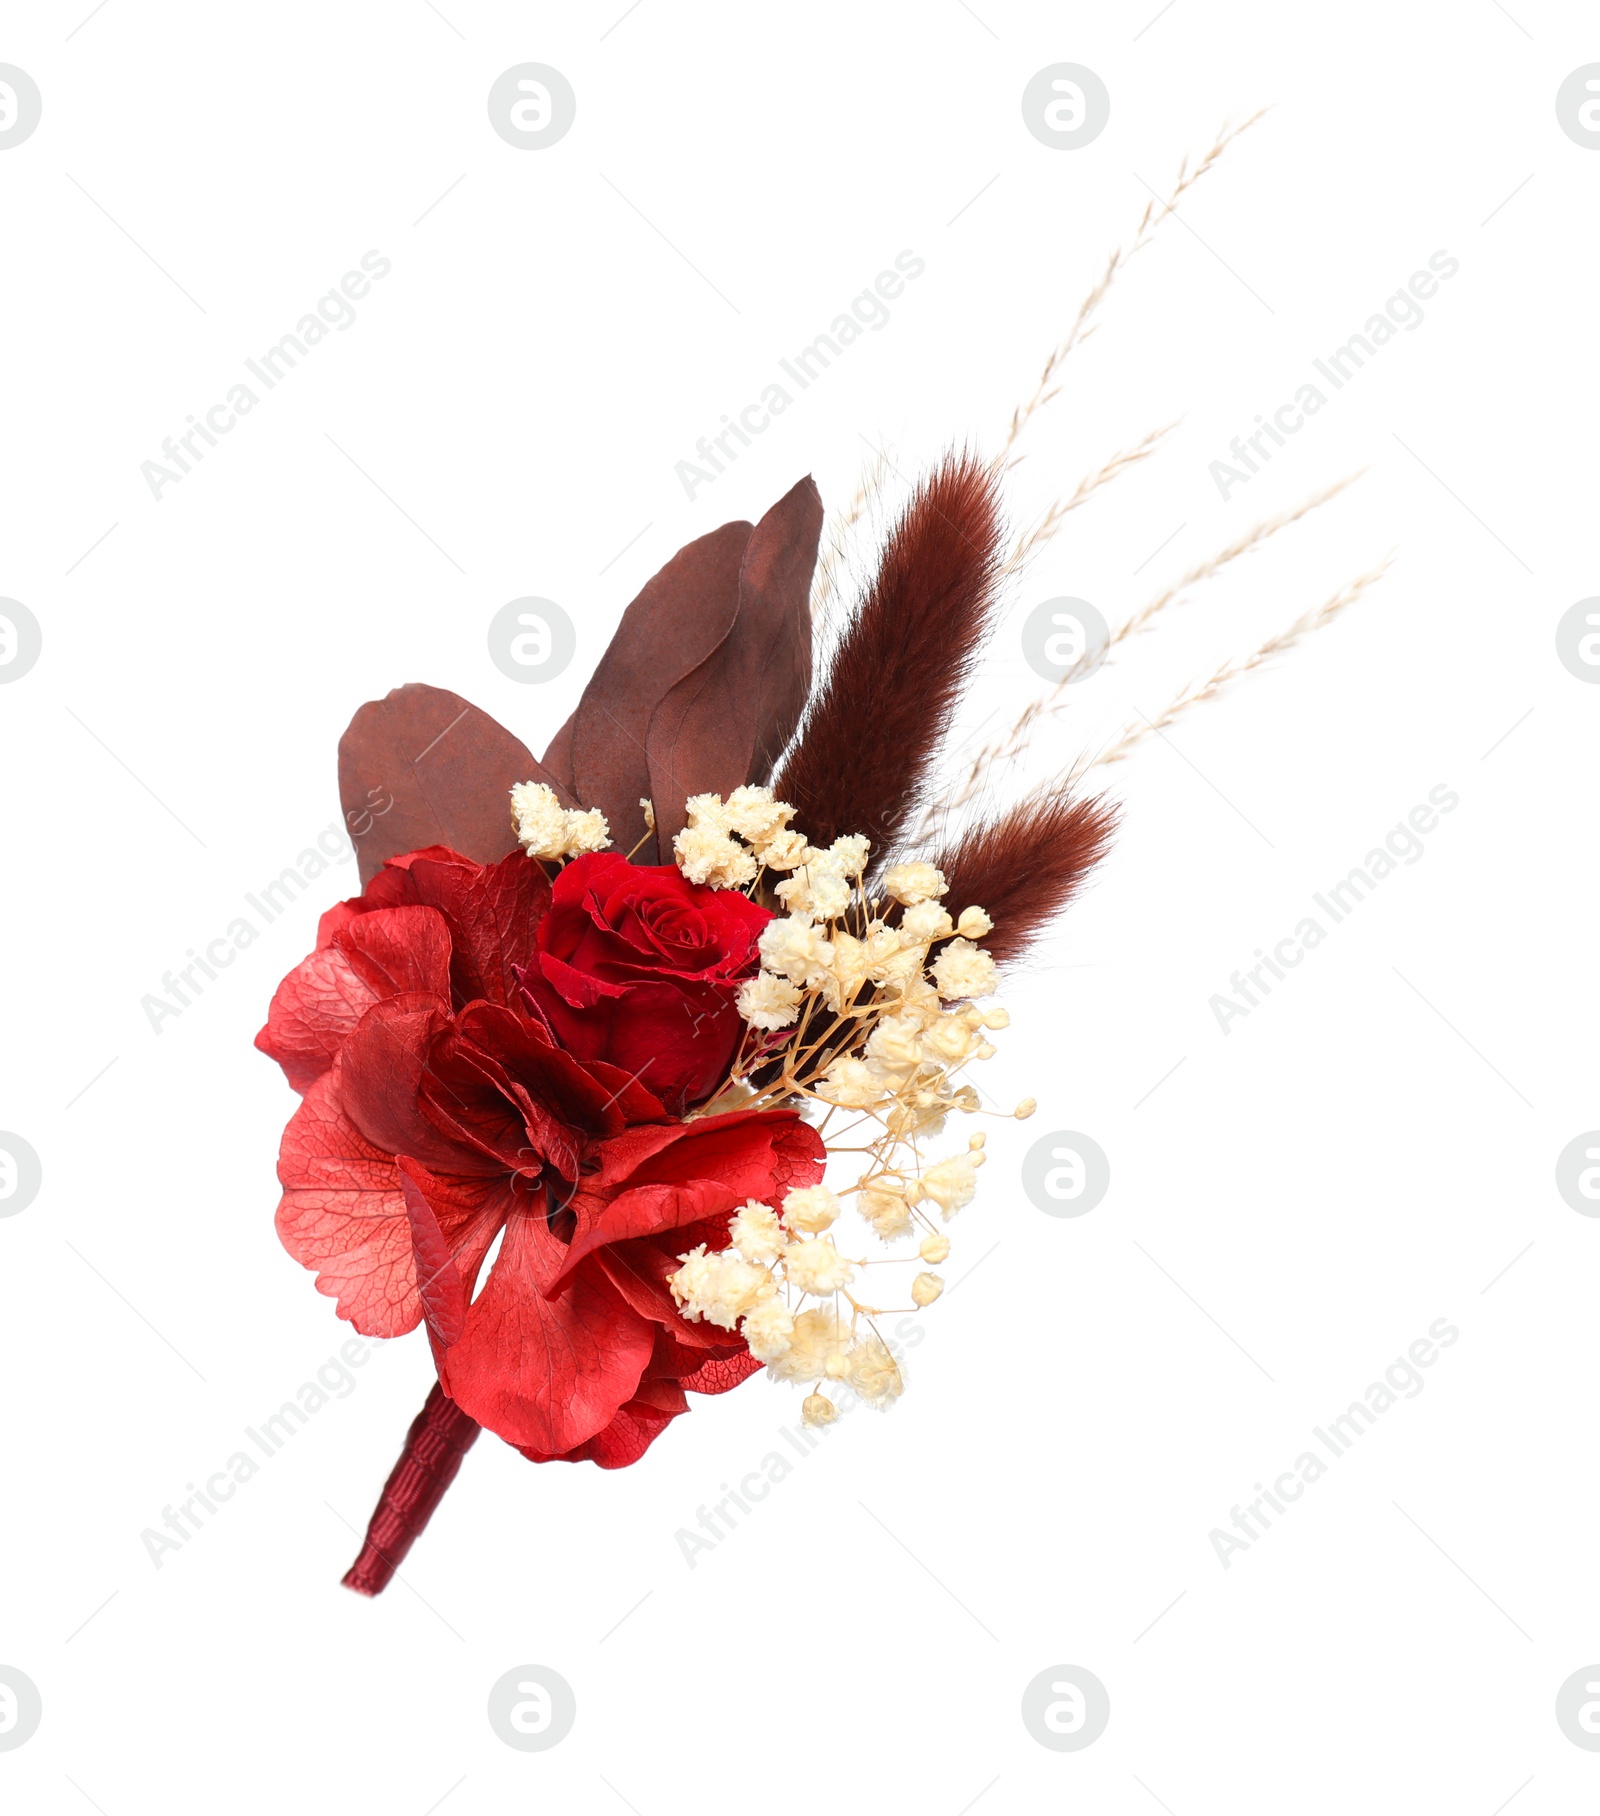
[519,850,770,1113]
[257,847,823,1464]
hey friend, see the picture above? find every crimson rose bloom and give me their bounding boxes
[519,850,769,1113]
[257,845,822,1466]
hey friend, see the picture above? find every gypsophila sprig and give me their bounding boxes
[509,781,611,861]
[664,790,1030,1425]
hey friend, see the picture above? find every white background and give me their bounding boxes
[2,2,1597,1811]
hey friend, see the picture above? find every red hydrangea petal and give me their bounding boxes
[595,1243,734,1347]
[403,850,552,1008]
[453,1001,665,1142]
[679,1351,763,1395]
[558,1179,738,1287]
[519,1395,682,1469]
[440,1214,656,1454]
[396,1159,470,1348]
[274,1072,420,1336]
[334,904,454,1001]
[332,996,495,1176]
[257,905,457,1094]
[607,1107,826,1200]
[256,945,379,1095]
[316,846,459,947]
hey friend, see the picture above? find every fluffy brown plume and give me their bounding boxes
[932,790,1117,967]
[774,451,1004,851]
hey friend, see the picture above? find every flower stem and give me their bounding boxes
[341,1382,481,1596]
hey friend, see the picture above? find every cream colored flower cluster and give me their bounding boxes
[667,791,1036,1428]
[509,781,610,862]
[669,1185,907,1423]
[672,785,871,907]
[671,785,793,889]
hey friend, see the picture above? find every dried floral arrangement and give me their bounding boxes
[256,117,1381,1593]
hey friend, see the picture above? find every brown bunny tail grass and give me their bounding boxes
[932,790,1118,968]
[774,450,1005,852]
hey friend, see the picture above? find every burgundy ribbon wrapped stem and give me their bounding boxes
[342,1385,481,1596]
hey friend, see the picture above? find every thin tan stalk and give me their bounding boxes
[1085,558,1393,770]
[999,423,1178,577]
[1114,472,1361,647]
[925,474,1360,826]
[1000,110,1267,462]
[811,447,891,638]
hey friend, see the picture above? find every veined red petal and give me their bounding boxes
[258,906,457,1094]
[558,1179,739,1287]
[316,846,461,947]
[518,1396,682,1469]
[595,1243,734,1347]
[594,1106,826,1198]
[256,945,379,1095]
[402,849,551,1009]
[334,904,454,1001]
[679,1352,763,1395]
[440,1214,656,1454]
[336,996,511,1178]
[396,1159,470,1348]
[274,1073,419,1336]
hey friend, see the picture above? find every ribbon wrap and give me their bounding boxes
[342,1383,481,1596]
